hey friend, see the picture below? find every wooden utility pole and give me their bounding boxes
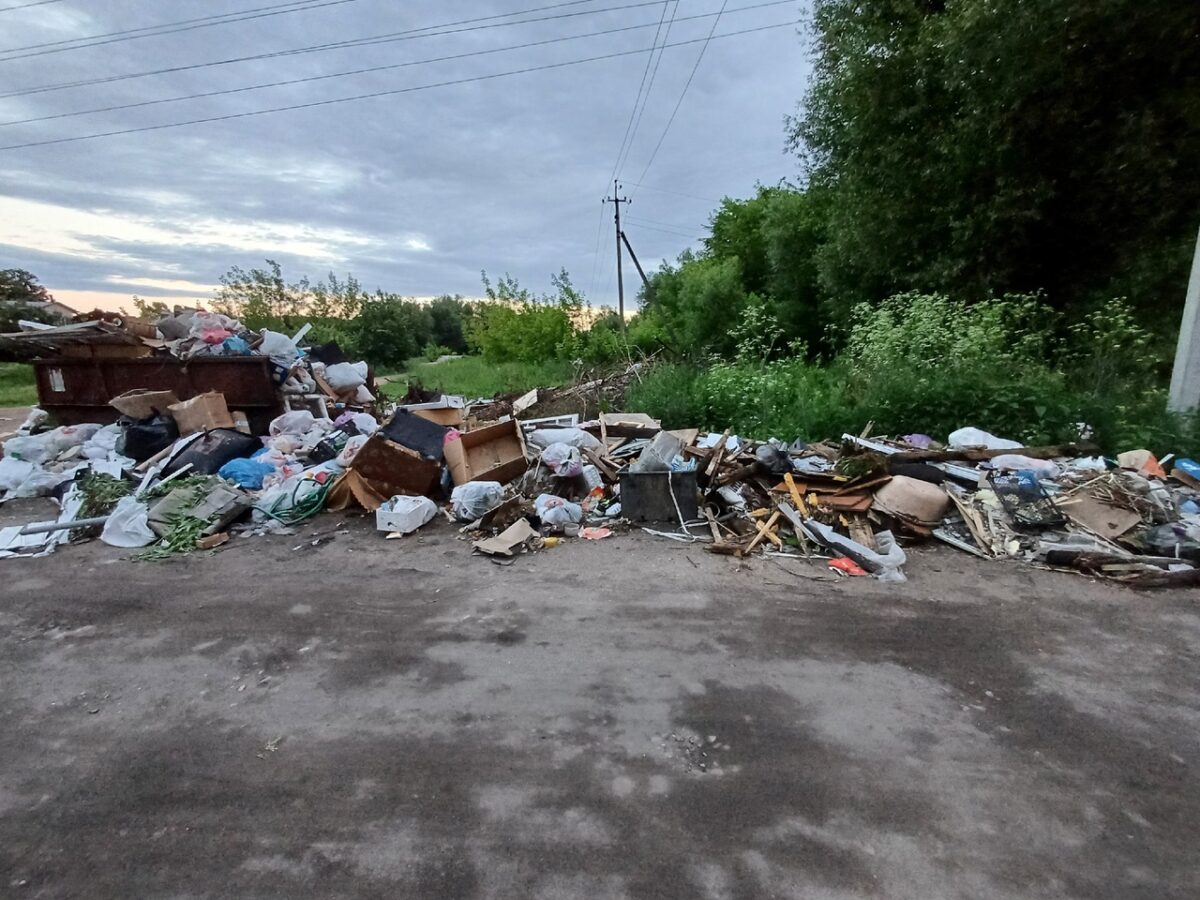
[603,180,631,332]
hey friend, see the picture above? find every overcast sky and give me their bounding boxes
[0,0,810,312]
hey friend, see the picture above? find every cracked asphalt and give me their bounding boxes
[1,498,1198,899]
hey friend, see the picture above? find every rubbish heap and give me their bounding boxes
[2,367,1199,589]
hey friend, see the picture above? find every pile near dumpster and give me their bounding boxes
[2,358,1199,589]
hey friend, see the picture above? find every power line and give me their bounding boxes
[0,0,358,58]
[615,0,680,177]
[0,20,796,151]
[0,0,67,11]
[624,180,718,203]
[0,3,793,128]
[0,0,652,99]
[605,1,670,187]
[626,214,703,232]
[636,0,729,185]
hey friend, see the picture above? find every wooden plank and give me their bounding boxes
[887,442,1099,464]
[744,511,782,554]
[784,473,809,517]
[704,430,730,480]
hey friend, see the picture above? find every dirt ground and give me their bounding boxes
[1,497,1198,900]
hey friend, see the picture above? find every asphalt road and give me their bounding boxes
[1,502,1197,899]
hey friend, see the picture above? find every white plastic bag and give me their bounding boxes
[100,496,156,548]
[325,361,368,392]
[259,329,299,363]
[13,467,75,498]
[948,427,1021,450]
[82,424,123,460]
[347,412,379,436]
[336,434,369,467]
[270,410,316,437]
[535,493,582,527]
[0,456,35,492]
[527,428,603,452]
[3,434,51,464]
[375,495,438,535]
[451,481,504,520]
[17,407,48,435]
[989,454,1060,478]
[541,443,583,477]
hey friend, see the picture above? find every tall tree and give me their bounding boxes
[792,0,1200,318]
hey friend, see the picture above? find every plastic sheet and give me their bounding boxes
[100,496,156,548]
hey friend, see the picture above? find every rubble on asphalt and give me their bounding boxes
[2,342,1199,588]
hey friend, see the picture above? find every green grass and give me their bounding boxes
[382,356,573,399]
[0,362,37,406]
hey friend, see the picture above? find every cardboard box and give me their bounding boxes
[109,388,179,419]
[444,419,528,486]
[401,395,466,429]
[168,391,234,435]
[350,433,443,498]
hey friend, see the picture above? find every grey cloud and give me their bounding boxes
[0,0,807,307]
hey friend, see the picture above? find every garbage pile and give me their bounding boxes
[3,386,1199,589]
[0,311,377,420]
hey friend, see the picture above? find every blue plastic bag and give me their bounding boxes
[218,457,276,490]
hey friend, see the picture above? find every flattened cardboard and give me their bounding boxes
[599,411,660,439]
[326,470,389,511]
[110,389,179,419]
[168,391,234,435]
[351,433,443,499]
[473,518,536,556]
[444,419,528,486]
[412,407,465,428]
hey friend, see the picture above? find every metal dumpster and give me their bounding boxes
[32,356,283,434]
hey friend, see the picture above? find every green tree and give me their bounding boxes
[428,295,472,354]
[792,0,1200,319]
[351,293,434,368]
[641,253,749,357]
[0,269,66,332]
[0,269,53,305]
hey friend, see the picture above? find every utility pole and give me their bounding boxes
[603,180,631,332]
[1168,224,1200,411]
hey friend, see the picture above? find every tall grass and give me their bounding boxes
[387,356,573,399]
[0,363,37,407]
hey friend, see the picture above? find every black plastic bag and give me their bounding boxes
[163,428,261,476]
[119,414,179,463]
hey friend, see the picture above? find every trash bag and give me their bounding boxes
[534,493,582,527]
[336,434,369,468]
[218,457,277,490]
[270,410,318,437]
[163,428,261,476]
[2,434,51,464]
[451,481,504,521]
[541,443,583,477]
[0,456,35,492]
[100,496,156,548]
[324,361,368,392]
[12,466,76,499]
[948,427,1021,450]
[119,415,180,463]
[376,495,438,535]
[82,424,123,460]
[754,440,793,475]
[259,329,299,363]
[527,428,604,452]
